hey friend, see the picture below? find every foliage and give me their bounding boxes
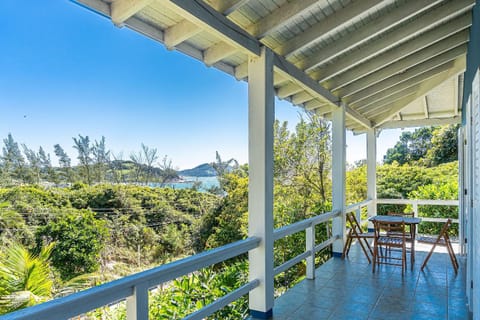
[35,210,108,280]
[149,262,248,319]
[409,180,458,236]
[426,124,459,166]
[383,125,459,166]
[0,242,54,313]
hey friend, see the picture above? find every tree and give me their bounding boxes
[38,147,56,183]
[22,144,41,184]
[35,210,108,280]
[92,136,110,183]
[1,134,27,183]
[73,135,93,185]
[141,143,158,185]
[426,124,459,166]
[129,151,145,184]
[54,144,74,183]
[0,242,53,314]
[384,127,434,165]
[158,155,178,185]
[210,151,238,192]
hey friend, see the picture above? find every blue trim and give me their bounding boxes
[332,252,343,258]
[250,309,273,319]
[368,228,374,233]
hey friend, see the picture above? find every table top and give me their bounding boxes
[369,215,422,224]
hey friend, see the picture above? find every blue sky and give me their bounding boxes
[0,1,404,170]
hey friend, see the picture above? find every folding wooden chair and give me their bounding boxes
[342,212,375,263]
[420,219,459,274]
[372,219,407,274]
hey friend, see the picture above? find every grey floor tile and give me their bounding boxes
[270,243,467,320]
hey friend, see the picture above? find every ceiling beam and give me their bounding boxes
[353,63,454,110]
[246,0,328,39]
[203,42,237,65]
[111,0,154,25]
[167,0,261,55]
[362,86,420,117]
[346,58,461,106]
[208,0,251,15]
[276,0,383,57]
[273,55,339,106]
[364,60,465,117]
[309,2,473,82]
[373,71,464,127]
[325,27,470,91]
[345,106,372,129]
[378,116,461,129]
[335,43,467,97]
[313,105,335,115]
[291,92,313,105]
[164,19,202,49]
[454,76,460,116]
[424,96,430,118]
[304,100,327,111]
[276,82,303,99]
[298,0,442,72]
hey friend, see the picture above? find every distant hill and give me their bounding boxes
[179,163,216,177]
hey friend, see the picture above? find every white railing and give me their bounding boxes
[2,237,261,320]
[376,198,459,224]
[273,209,341,279]
[345,199,373,227]
[2,209,342,320]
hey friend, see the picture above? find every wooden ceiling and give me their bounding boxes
[74,0,474,132]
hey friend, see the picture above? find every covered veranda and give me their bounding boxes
[5,0,480,319]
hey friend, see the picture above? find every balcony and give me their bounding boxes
[4,199,467,320]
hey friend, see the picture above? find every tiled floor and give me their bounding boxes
[253,242,471,320]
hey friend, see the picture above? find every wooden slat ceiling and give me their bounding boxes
[74,0,474,132]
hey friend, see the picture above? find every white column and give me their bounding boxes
[367,128,377,230]
[248,46,274,319]
[332,104,346,255]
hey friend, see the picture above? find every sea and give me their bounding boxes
[155,176,220,192]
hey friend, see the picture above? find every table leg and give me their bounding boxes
[411,224,416,270]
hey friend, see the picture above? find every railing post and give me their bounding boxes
[306,225,315,279]
[126,282,149,320]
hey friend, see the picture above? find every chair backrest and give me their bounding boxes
[440,218,453,237]
[346,212,363,234]
[373,220,406,239]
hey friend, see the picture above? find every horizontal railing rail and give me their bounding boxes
[273,210,340,241]
[345,199,373,214]
[376,198,460,224]
[2,208,343,320]
[2,237,261,320]
[273,210,341,278]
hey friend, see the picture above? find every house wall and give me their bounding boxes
[463,2,480,318]
[463,2,480,124]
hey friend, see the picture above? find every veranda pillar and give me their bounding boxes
[247,46,274,319]
[367,128,377,229]
[332,104,346,255]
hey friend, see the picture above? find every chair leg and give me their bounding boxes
[444,234,459,274]
[357,237,372,264]
[342,236,354,259]
[372,242,378,273]
[421,241,439,271]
